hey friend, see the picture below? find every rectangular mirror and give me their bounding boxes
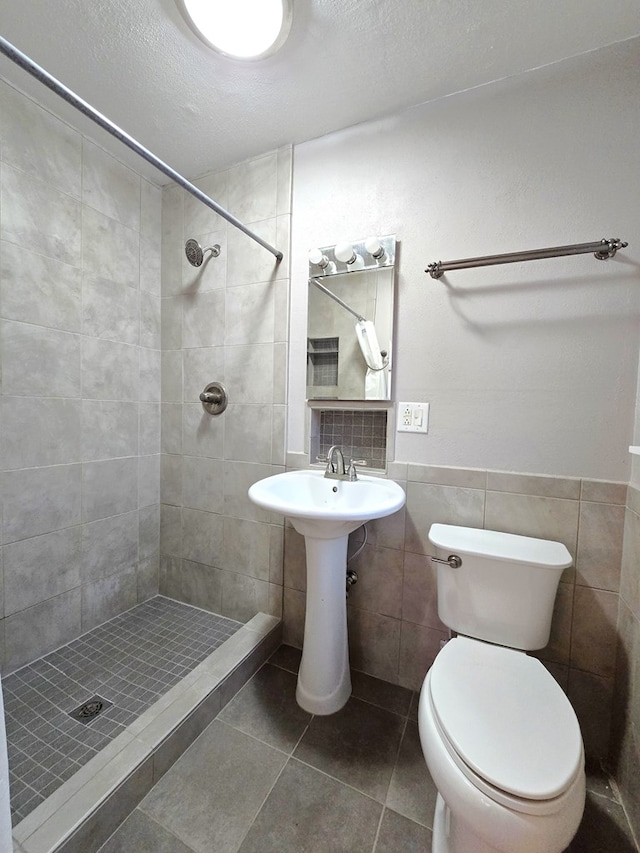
[307,235,396,400]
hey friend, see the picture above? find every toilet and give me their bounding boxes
[418,524,585,853]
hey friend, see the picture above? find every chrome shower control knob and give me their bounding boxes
[199,382,228,415]
[199,391,221,404]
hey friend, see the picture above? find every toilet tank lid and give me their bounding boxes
[428,524,572,569]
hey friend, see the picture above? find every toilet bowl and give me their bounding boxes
[419,637,585,853]
[418,524,586,853]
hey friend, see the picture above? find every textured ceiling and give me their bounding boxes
[0,0,638,183]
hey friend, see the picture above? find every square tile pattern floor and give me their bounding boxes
[97,645,638,853]
[3,597,242,824]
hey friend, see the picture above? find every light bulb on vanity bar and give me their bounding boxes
[334,242,365,270]
[365,236,387,263]
[308,248,336,274]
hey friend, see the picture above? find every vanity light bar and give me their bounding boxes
[309,235,396,277]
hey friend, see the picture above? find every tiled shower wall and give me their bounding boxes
[284,456,625,761]
[0,80,162,672]
[159,148,291,622]
[611,483,640,838]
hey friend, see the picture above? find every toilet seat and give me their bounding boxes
[428,637,583,810]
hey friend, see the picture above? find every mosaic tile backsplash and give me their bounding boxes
[315,409,387,470]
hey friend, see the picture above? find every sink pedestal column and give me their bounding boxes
[296,534,351,715]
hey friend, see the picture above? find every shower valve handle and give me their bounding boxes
[199,391,222,404]
[199,382,228,415]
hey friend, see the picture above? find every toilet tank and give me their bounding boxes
[428,524,572,650]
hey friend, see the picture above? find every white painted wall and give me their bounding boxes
[289,39,640,480]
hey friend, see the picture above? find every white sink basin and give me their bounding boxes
[248,469,405,539]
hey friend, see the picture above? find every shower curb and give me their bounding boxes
[12,613,282,853]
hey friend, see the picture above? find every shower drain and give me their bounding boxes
[68,695,113,724]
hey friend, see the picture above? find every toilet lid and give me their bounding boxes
[429,637,583,800]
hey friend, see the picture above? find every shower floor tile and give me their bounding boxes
[2,596,242,826]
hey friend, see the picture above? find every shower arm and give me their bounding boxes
[0,35,283,262]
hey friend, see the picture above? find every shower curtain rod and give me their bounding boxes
[310,277,365,322]
[425,237,628,279]
[0,35,283,262]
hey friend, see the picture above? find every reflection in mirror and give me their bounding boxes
[307,235,396,400]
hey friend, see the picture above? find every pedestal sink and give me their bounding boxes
[248,469,406,714]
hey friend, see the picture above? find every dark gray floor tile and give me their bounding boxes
[268,644,302,674]
[218,663,311,753]
[566,791,638,852]
[238,758,382,853]
[584,759,620,803]
[8,596,243,824]
[386,719,437,828]
[140,720,287,853]
[374,807,432,852]
[351,669,413,717]
[98,808,196,853]
[294,696,405,802]
[408,691,420,721]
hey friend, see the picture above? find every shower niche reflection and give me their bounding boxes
[307,235,396,400]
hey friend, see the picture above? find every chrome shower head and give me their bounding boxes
[185,238,221,267]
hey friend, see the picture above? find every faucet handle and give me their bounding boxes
[347,462,358,481]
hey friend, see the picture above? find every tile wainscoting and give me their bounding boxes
[283,454,627,764]
[610,483,640,842]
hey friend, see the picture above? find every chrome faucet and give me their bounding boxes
[324,445,358,481]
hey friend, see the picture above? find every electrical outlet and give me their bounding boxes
[397,402,429,433]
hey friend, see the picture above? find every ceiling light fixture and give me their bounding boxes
[178,0,292,60]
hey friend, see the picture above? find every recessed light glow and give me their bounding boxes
[179,0,292,60]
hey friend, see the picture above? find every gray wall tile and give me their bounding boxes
[576,501,624,591]
[4,589,82,672]
[82,400,139,461]
[404,482,485,556]
[0,82,160,669]
[1,320,81,397]
[82,511,139,583]
[83,275,140,344]
[484,491,579,560]
[82,140,141,230]
[82,205,139,288]
[2,396,82,468]
[82,566,138,632]
[2,464,82,543]
[1,163,81,265]
[132,501,156,557]
[82,457,139,522]
[1,243,82,332]
[221,517,271,580]
[182,508,223,566]
[182,290,225,348]
[182,455,223,513]
[3,527,82,615]
[0,82,81,197]
[139,454,161,508]
[82,337,139,401]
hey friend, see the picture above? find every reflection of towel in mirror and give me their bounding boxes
[355,320,387,399]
